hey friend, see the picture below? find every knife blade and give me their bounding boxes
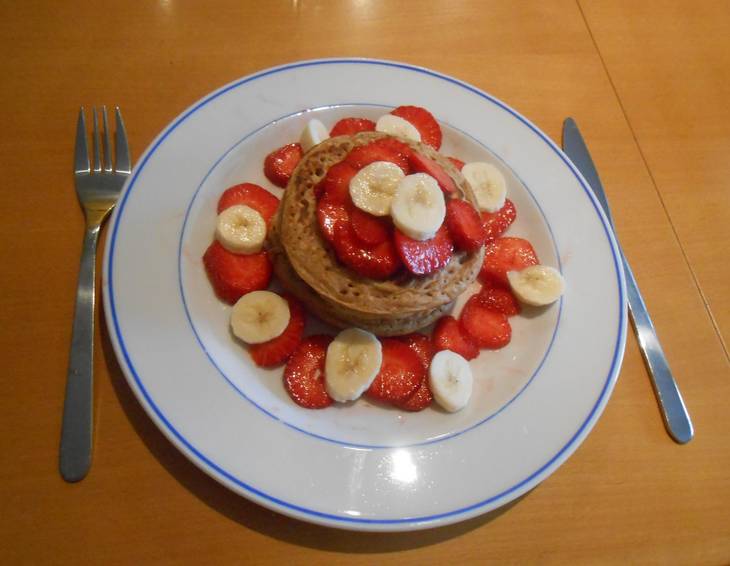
[562,117,693,444]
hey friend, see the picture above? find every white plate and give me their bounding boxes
[103,58,626,531]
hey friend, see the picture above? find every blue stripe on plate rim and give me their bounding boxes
[104,58,627,527]
[175,102,563,450]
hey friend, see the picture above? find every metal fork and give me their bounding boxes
[60,107,131,482]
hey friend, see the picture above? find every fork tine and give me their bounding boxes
[74,107,90,174]
[92,107,101,172]
[114,107,131,174]
[101,106,112,172]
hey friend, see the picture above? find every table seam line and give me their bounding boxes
[576,0,730,362]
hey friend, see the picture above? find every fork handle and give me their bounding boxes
[60,224,100,482]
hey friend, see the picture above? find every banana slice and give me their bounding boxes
[507,265,565,306]
[230,290,291,344]
[375,114,422,142]
[429,350,473,413]
[461,162,507,213]
[349,161,405,217]
[390,173,446,240]
[299,118,329,153]
[325,328,383,402]
[215,204,267,254]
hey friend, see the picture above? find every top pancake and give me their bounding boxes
[275,131,484,320]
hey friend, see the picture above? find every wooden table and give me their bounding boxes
[2,1,729,563]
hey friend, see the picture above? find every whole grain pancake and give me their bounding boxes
[269,219,454,335]
[271,131,484,335]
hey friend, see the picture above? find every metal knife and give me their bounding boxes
[562,117,693,444]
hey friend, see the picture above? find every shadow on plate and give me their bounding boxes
[101,311,527,552]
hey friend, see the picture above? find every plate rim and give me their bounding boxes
[102,57,627,531]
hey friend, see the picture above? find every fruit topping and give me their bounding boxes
[394,333,435,411]
[408,152,457,194]
[345,138,411,174]
[479,237,539,286]
[481,199,516,242]
[507,265,565,306]
[325,328,382,402]
[432,315,479,360]
[396,333,435,371]
[215,205,266,255]
[390,173,446,241]
[394,225,453,276]
[284,335,334,409]
[375,114,422,143]
[390,105,442,149]
[348,161,404,217]
[299,119,329,152]
[350,206,391,246]
[250,295,306,367]
[230,290,290,344]
[202,241,272,304]
[447,157,465,170]
[445,199,487,253]
[476,281,521,316]
[429,350,473,412]
[317,161,358,204]
[217,183,280,225]
[316,200,350,243]
[462,162,507,212]
[264,143,303,188]
[459,295,512,349]
[332,221,401,280]
[366,338,424,403]
[330,117,377,137]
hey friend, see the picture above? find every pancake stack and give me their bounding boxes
[268,132,484,336]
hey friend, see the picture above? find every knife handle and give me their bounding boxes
[622,256,694,443]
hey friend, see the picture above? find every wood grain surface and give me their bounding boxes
[580,0,730,356]
[1,1,728,564]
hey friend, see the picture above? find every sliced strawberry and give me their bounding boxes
[396,378,433,412]
[330,117,376,137]
[216,183,280,226]
[448,157,465,171]
[393,333,435,410]
[459,295,511,349]
[373,137,413,164]
[396,333,434,371]
[479,236,539,286]
[345,138,410,174]
[250,296,306,367]
[283,335,334,409]
[432,315,479,360]
[350,206,390,246]
[394,225,453,276]
[264,143,303,188]
[408,152,457,194]
[316,161,357,204]
[481,199,517,241]
[445,199,487,253]
[477,281,521,316]
[366,338,423,403]
[390,106,442,149]
[316,200,350,243]
[333,221,401,279]
[203,241,272,304]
